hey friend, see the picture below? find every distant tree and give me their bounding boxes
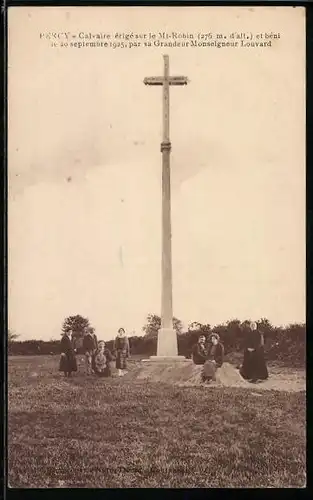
[172,317,184,335]
[61,315,91,340]
[188,322,212,334]
[8,329,19,343]
[142,314,160,338]
[241,319,252,330]
[199,324,212,335]
[188,322,203,331]
[256,318,275,342]
[258,318,272,329]
[143,314,183,338]
[224,319,242,350]
[226,319,241,328]
[286,323,306,342]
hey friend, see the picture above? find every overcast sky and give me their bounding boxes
[8,7,305,340]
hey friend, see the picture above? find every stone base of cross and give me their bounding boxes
[154,328,186,360]
[142,329,189,363]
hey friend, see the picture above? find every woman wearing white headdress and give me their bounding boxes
[240,321,268,383]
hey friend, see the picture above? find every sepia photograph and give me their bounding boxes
[7,6,306,488]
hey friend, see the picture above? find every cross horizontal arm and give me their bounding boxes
[144,76,189,86]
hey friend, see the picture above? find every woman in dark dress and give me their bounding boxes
[113,328,130,377]
[192,335,208,365]
[202,333,224,382]
[89,328,98,374]
[240,321,268,383]
[59,331,77,377]
[94,341,114,377]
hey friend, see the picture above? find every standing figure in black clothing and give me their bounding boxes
[83,328,97,375]
[113,328,130,377]
[89,328,98,373]
[240,321,268,383]
[59,330,77,377]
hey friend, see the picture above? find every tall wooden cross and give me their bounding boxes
[144,55,189,359]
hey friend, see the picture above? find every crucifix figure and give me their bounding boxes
[144,55,189,360]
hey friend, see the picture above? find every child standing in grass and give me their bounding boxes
[59,330,77,378]
[94,341,114,377]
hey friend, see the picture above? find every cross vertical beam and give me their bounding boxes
[163,54,170,143]
[161,55,172,331]
[144,55,188,359]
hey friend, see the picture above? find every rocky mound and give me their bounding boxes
[131,360,305,392]
[133,360,249,387]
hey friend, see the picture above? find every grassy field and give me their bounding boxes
[8,355,306,488]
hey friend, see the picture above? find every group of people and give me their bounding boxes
[192,321,269,384]
[192,332,225,382]
[60,320,269,384]
[59,327,130,378]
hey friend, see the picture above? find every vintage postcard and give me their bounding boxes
[8,6,306,488]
